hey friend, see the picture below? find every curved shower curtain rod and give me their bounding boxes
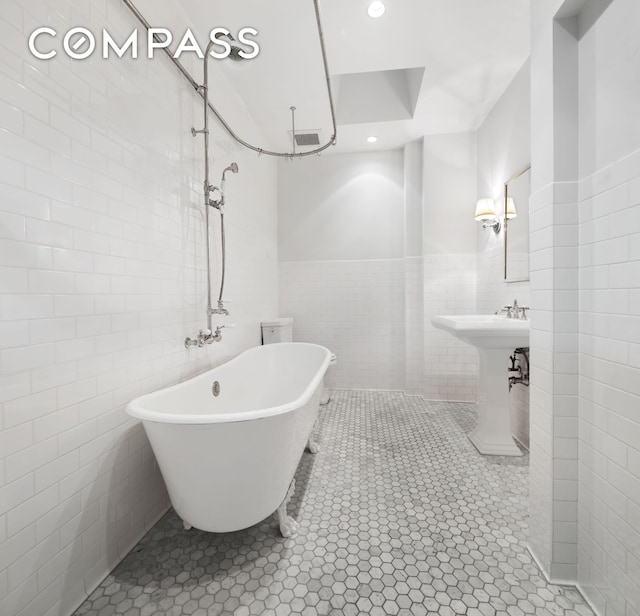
[122,0,338,158]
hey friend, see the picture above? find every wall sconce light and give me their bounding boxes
[505,196,517,219]
[368,1,386,18]
[475,198,501,234]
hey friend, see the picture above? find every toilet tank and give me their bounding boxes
[261,317,293,344]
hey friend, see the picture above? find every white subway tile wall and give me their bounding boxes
[403,256,424,395]
[279,259,406,391]
[528,180,580,584]
[552,182,580,585]
[476,232,531,315]
[528,183,561,579]
[577,149,640,616]
[280,254,478,401]
[423,254,478,402]
[0,2,278,615]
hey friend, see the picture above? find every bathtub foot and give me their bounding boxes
[307,435,320,454]
[183,520,192,531]
[277,479,299,538]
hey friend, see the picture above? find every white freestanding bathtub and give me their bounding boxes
[126,342,331,536]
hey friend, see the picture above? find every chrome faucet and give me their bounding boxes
[184,324,236,348]
[496,299,529,320]
[184,328,216,348]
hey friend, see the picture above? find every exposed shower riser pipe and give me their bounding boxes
[202,71,213,331]
[120,0,337,342]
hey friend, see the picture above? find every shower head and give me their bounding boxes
[220,33,247,63]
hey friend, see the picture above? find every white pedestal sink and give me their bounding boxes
[431,315,530,457]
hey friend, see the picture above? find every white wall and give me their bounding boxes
[576,1,640,613]
[423,133,478,255]
[279,259,406,390]
[476,61,531,447]
[403,141,425,394]
[529,2,640,614]
[278,136,479,401]
[422,253,477,401]
[476,60,531,313]
[422,133,479,402]
[278,145,427,393]
[278,151,404,262]
[528,0,579,583]
[278,150,407,391]
[0,2,278,615]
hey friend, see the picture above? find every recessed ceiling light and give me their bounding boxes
[367,136,378,143]
[367,1,385,18]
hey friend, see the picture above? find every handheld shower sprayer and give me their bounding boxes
[220,162,239,197]
[208,163,238,210]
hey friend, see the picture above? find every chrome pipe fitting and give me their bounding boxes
[210,300,229,316]
[184,329,214,349]
[184,324,236,349]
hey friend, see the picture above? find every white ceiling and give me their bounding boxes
[138,0,530,155]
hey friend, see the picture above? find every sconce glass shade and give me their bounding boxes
[368,1,386,18]
[505,196,517,219]
[474,198,497,222]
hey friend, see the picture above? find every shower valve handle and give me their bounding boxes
[212,324,236,342]
[185,328,215,348]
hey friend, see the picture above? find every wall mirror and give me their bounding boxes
[504,165,531,282]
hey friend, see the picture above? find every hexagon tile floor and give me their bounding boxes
[74,391,595,616]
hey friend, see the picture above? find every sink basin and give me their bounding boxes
[431,314,530,457]
[431,314,529,349]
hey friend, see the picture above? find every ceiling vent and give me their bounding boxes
[294,133,320,146]
[290,130,322,147]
